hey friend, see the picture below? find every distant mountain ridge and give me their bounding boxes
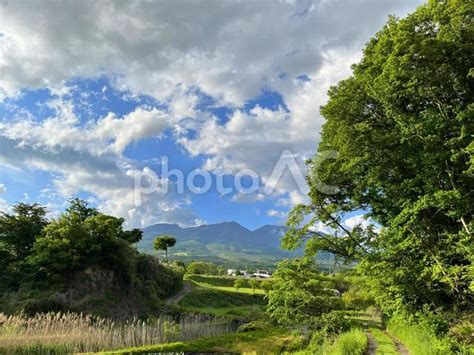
[138,221,294,265]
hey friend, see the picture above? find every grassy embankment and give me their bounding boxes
[180,274,268,320]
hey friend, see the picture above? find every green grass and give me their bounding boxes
[184,305,267,319]
[178,287,267,321]
[369,328,397,354]
[329,328,368,355]
[104,329,303,354]
[387,317,454,355]
[186,274,266,294]
[204,284,266,294]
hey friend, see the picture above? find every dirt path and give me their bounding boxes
[366,332,378,355]
[165,282,192,306]
[385,331,410,355]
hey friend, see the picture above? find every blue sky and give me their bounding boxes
[0,0,423,229]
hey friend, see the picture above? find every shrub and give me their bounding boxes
[316,311,351,335]
[305,328,367,355]
[330,328,368,355]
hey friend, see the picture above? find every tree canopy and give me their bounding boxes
[153,235,177,261]
[283,0,473,315]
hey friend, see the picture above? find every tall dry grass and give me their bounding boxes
[0,312,234,353]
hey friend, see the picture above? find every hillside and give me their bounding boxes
[139,222,337,267]
[139,222,295,265]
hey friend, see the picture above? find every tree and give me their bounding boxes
[266,258,342,325]
[66,198,98,221]
[283,0,473,315]
[153,235,176,262]
[0,203,48,260]
[234,277,246,292]
[186,261,220,275]
[28,200,140,278]
[248,278,259,294]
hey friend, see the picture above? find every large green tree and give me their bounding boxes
[266,258,342,325]
[28,199,143,278]
[0,203,48,261]
[284,0,473,315]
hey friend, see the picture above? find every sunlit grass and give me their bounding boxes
[104,328,303,354]
[369,328,397,354]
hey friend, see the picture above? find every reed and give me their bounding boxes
[0,312,234,353]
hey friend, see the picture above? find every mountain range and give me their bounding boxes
[138,221,297,266]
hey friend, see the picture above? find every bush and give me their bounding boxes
[316,311,351,335]
[330,328,368,355]
[305,328,367,355]
[186,262,222,275]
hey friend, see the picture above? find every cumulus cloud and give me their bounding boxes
[0,105,201,227]
[0,0,422,103]
[0,101,175,155]
[0,0,423,225]
[266,209,287,218]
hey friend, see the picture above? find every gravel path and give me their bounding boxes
[165,282,192,306]
[366,331,378,355]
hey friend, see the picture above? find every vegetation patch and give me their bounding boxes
[106,329,303,354]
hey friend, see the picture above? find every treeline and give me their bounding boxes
[0,199,183,317]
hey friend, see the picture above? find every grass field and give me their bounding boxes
[185,274,267,294]
[105,329,303,354]
[178,287,267,321]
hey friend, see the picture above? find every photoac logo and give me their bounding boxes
[134,150,339,206]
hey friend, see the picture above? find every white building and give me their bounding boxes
[227,269,248,277]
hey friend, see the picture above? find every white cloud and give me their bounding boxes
[0,0,422,104]
[0,0,424,225]
[266,209,287,218]
[178,51,357,203]
[344,214,371,230]
[0,101,175,155]
[0,184,6,194]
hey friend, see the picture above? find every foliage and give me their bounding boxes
[27,202,142,279]
[266,258,343,325]
[316,311,351,335]
[0,199,183,318]
[283,0,473,317]
[341,283,375,311]
[153,235,176,261]
[248,278,260,293]
[329,328,368,355]
[304,328,367,355]
[185,261,223,275]
[0,203,48,290]
[234,278,246,291]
